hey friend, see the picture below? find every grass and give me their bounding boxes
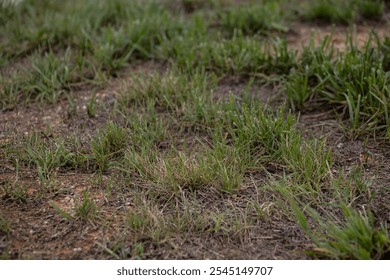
[159,33,296,76]
[219,1,288,36]
[1,0,185,109]
[301,0,385,24]
[49,190,100,222]
[356,0,385,20]
[1,0,389,260]
[91,122,128,172]
[0,1,181,60]
[74,190,100,221]
[285,35,390,138]
[1,180,28,203]
[117,70,214,113]
[23,133,74,188]
[155,145,247,193]
[292,202,390,260]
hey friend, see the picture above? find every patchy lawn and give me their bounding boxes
[0,0,389,260]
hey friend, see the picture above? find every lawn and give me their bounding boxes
[0,0,389,260]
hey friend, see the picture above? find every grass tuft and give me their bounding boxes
[292,202,390,260]
[219,2,287,36]
[285,35,390,138]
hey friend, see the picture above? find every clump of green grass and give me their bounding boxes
[23,133,75,188]
[89,5,183,74]
[329,167,371,204]
[1,1,180,58]
[222,104,297,162]
[282,137,332,188]
[180,0,224,12]
[114,104,168,181]
[285,35,390,137]
[27,51,72,103]
[0,74,21,111]
[301,0,385,23]
[155,152,214,192]
[120,146,159,182]
[125,198,171,243]
[1,0,184,84]
[125,102,168,147]
[118,108,247,193]
[0,51,73,109]
[292,202,390,259]
[91,122,128,172]
[117,69,220,130]
[3,133,90,182]
[219,2,287,36]
[74,190,100,221]
[155,144,247,193]
[1,180,28,203]
[301,0,356,24]
[355,0,385,20]
[160,33,295,76]
[119,70,213,112]
[225,103,331,188]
